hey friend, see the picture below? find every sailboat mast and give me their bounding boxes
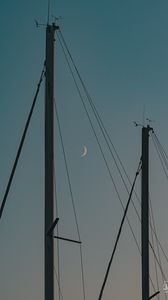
[141,125,152,300]
[45,23,58,300]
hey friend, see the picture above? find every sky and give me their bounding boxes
[1,1,168,300]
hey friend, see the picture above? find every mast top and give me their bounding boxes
[35,20,59,30]
[144,125,153,131]
[47,22,59,30]
[133,117,154,131]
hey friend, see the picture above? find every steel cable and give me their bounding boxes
[0,63,46,219]
[54,100,86,300]
[57,30,161,298]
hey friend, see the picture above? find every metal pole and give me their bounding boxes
[45,23,57,300]
[141,125,152,300]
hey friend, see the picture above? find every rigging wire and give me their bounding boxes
[0,63,46,219]
[58,29,141,225]
[53,164,61,300]
[147,132,168,268]
[151,134,168,180]
[153,133,168,167]
[60,32,168,294]
[55,34,159,298]
[150,213,168,266]
[151,133,168,178]
[149,241,167,282]
[54,100,86,300]
[150,131,168,296]
[58,29,168,273]
[2,25,168,300]
[149,204,160,300]
[57,28,168,273]
[57,29,168,299]
[98,159,142,300]
[150,196,167,300]
[57,30,168,296]
[58,32,162,265]
[53,265,64,300]
[58,28,137,195]
[46,239,64,300]
[61,39,168,278]
[149,130,168,298]
[56,30,141,251]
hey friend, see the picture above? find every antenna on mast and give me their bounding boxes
[47,0,51,24]
[146,118,155,126]
[142,104,146,126]
[52,15,62,23]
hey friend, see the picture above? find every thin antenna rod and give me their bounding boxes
[143,105,146,127]
[47,0,51,24]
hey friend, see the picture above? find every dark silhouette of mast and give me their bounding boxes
[141,125,152,300]
[45,23,58,300]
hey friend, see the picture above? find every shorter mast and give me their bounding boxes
[141,125,152,300]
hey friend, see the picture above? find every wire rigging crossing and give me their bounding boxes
[58,27,168,292]
[57,28,168,297]
[98,159,142,300]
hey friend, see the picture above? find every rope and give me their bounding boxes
[0,63,45,219]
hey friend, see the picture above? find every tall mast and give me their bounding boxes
[45,23,58,300]
[141,125,152,300]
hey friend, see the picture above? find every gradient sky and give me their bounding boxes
[1,1,168,300]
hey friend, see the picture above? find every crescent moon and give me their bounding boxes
[81,146,87,157]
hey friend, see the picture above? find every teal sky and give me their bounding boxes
[1,1,168,300]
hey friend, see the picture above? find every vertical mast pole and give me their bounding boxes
[141,125,152,300]
[45,23,58,300]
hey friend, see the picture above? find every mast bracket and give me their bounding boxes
[53,235,82,244]
[46,217,59,236]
